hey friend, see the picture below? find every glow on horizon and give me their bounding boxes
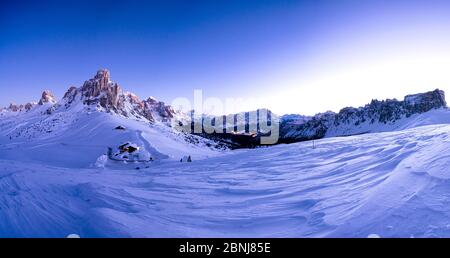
[192,45,450,116]
[168,0,450,117]
[2,1,450,117]
[263,49,450,116]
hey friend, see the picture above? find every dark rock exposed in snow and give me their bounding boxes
[143,97,175,122]
[24,102,35,111]
[1,102,37,113]
[62,86,78,106]
[280,89,447,143]
[404,89,446,114]
[59,69,177,123]
[38,90,57,105]
[1,69,178,123]
[187,109,279,148]
[4,102,35,112]
[2,69,447,150]
[8,103,22,112]
[80,69,122,111]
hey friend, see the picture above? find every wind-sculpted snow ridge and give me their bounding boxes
[1,123,450,237]
[280,89,448,143]
[3,69,450,237]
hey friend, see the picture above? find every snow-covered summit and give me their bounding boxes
[57,69,177,123]
[0,69,178,123]
[0,91,55,116]
[0,69,224,166]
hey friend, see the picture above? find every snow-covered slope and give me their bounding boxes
[0,108,221,168]
[0,69,223,168]
[280,89,448,142]
[2,123,450,237]
[3,69,450,237]
[325,107,450,137]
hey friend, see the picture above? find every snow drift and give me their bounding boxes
[2,69,450,237]
[2,123,450,237]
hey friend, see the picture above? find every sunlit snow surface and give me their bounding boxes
[2,108,450,237]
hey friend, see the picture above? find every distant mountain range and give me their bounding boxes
[279,89,447,142]
[2,69,450,238]
[1,69,448,148]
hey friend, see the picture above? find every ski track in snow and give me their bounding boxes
[2,120,450,237]
[135,130,169,160]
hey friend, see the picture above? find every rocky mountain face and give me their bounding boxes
[5,103,24,112]
[79,69,122,111]
[186,109,279,148]
[142,96,175,122]
[2,90,57,114]
[73,69,176,122]
[280,89,447,143]
[3,102,36,113]
[38,90,57,105]
[2,69,177,123]
[175,90,448,148]
[1,70,448,148]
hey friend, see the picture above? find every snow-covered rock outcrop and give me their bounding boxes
[280,89,447,142]
[0,69,179,123]
[0,69,223,163]
[79,69,122,111]
[185,90,449,148]
[2,70,449,149]
[38,90,57,105]
[59,69,177,123]
[0,90,56,115]
[109,142,152,162]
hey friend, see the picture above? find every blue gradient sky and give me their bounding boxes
[2,0,450,115]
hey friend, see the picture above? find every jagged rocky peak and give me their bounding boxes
[3,101,38,113]
[280,89,448,143]
[146,96,158,104]
[8,103,22,112]
[81,69,117,96]
[80,69,122,110]
[24,102,36,111]
[404,89,446,112]
[143,97,175,119]
[94,68,111,82]
[124,92,142,105]
[38,90,57,105]
[57,69,177,123]
[63,86,78,99]
[2,90,55,113]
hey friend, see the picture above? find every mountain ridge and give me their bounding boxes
[1,69,448,147]
[280,89,447,143]
[1,69,178,124]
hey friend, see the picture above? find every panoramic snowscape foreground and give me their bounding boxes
[2,70,450,237]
